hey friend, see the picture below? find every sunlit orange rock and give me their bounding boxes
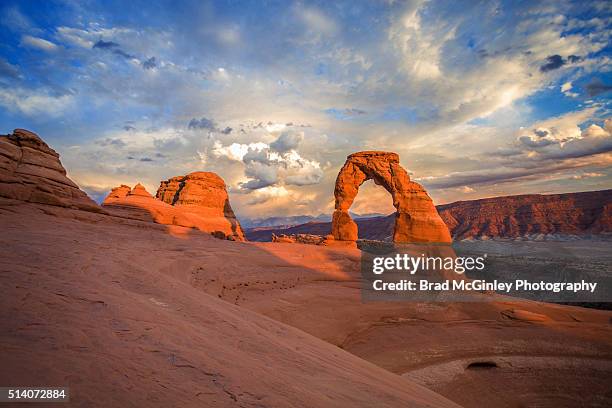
[332,151,451,243]
[129,183,153,198]
[104,184,131,201]
[103,173,245,241]
[156,172,245,241]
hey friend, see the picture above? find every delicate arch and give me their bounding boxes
[331,151,451,243]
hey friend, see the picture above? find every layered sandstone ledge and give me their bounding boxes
[332,151,451,244]
[0,129,100,212]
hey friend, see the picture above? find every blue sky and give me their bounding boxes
[0,0,611,217]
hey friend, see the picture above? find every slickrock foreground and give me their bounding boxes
[1,130,611,407]
[332,151,451,243]
[0,129,458,408]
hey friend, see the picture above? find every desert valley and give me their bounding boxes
[1,128,611,407]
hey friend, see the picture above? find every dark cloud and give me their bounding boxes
[585,78,612,97]
[112,49,135,59]
[92,40,119,49]
[243,148,269,164]
[187,117,234,134]
[142,56,156,70]
[539,55,582,72]
[540,55,564,72]
[239,179,274,190]
[270,131,303,152]
[345,108,366,115]
[239,161,278,190]
[518,135,557,148]
[92,40,135,59]
[541,137,612,161]
[534,129,549,138]
[188,117,216,130]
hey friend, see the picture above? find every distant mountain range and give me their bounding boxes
[245,189,612,241]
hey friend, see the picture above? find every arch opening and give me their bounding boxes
[348,180,395,240]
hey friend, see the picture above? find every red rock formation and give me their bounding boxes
[0,129,100,212]
[105,184,131,201]
[102,183,177,225]
[156,172,245,240]
[437,189,612,239]
[103,173,245,241]
[332,151,451,243]
[129,183,153,198]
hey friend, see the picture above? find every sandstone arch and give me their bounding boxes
[331,151,451,243]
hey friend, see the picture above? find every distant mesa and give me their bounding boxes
[437,191,612,240]
[332,151,451,244]
[103,172,245,241]
[0,129,100,212]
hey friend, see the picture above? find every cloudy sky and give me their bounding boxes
[1,0,611,218]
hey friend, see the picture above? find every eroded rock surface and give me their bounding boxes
[156,172,245,240]
[129,183,153,198]
[105,184,131,201]
[0,129,100,212]
[103,173,245,241]
[332,151,451,243]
